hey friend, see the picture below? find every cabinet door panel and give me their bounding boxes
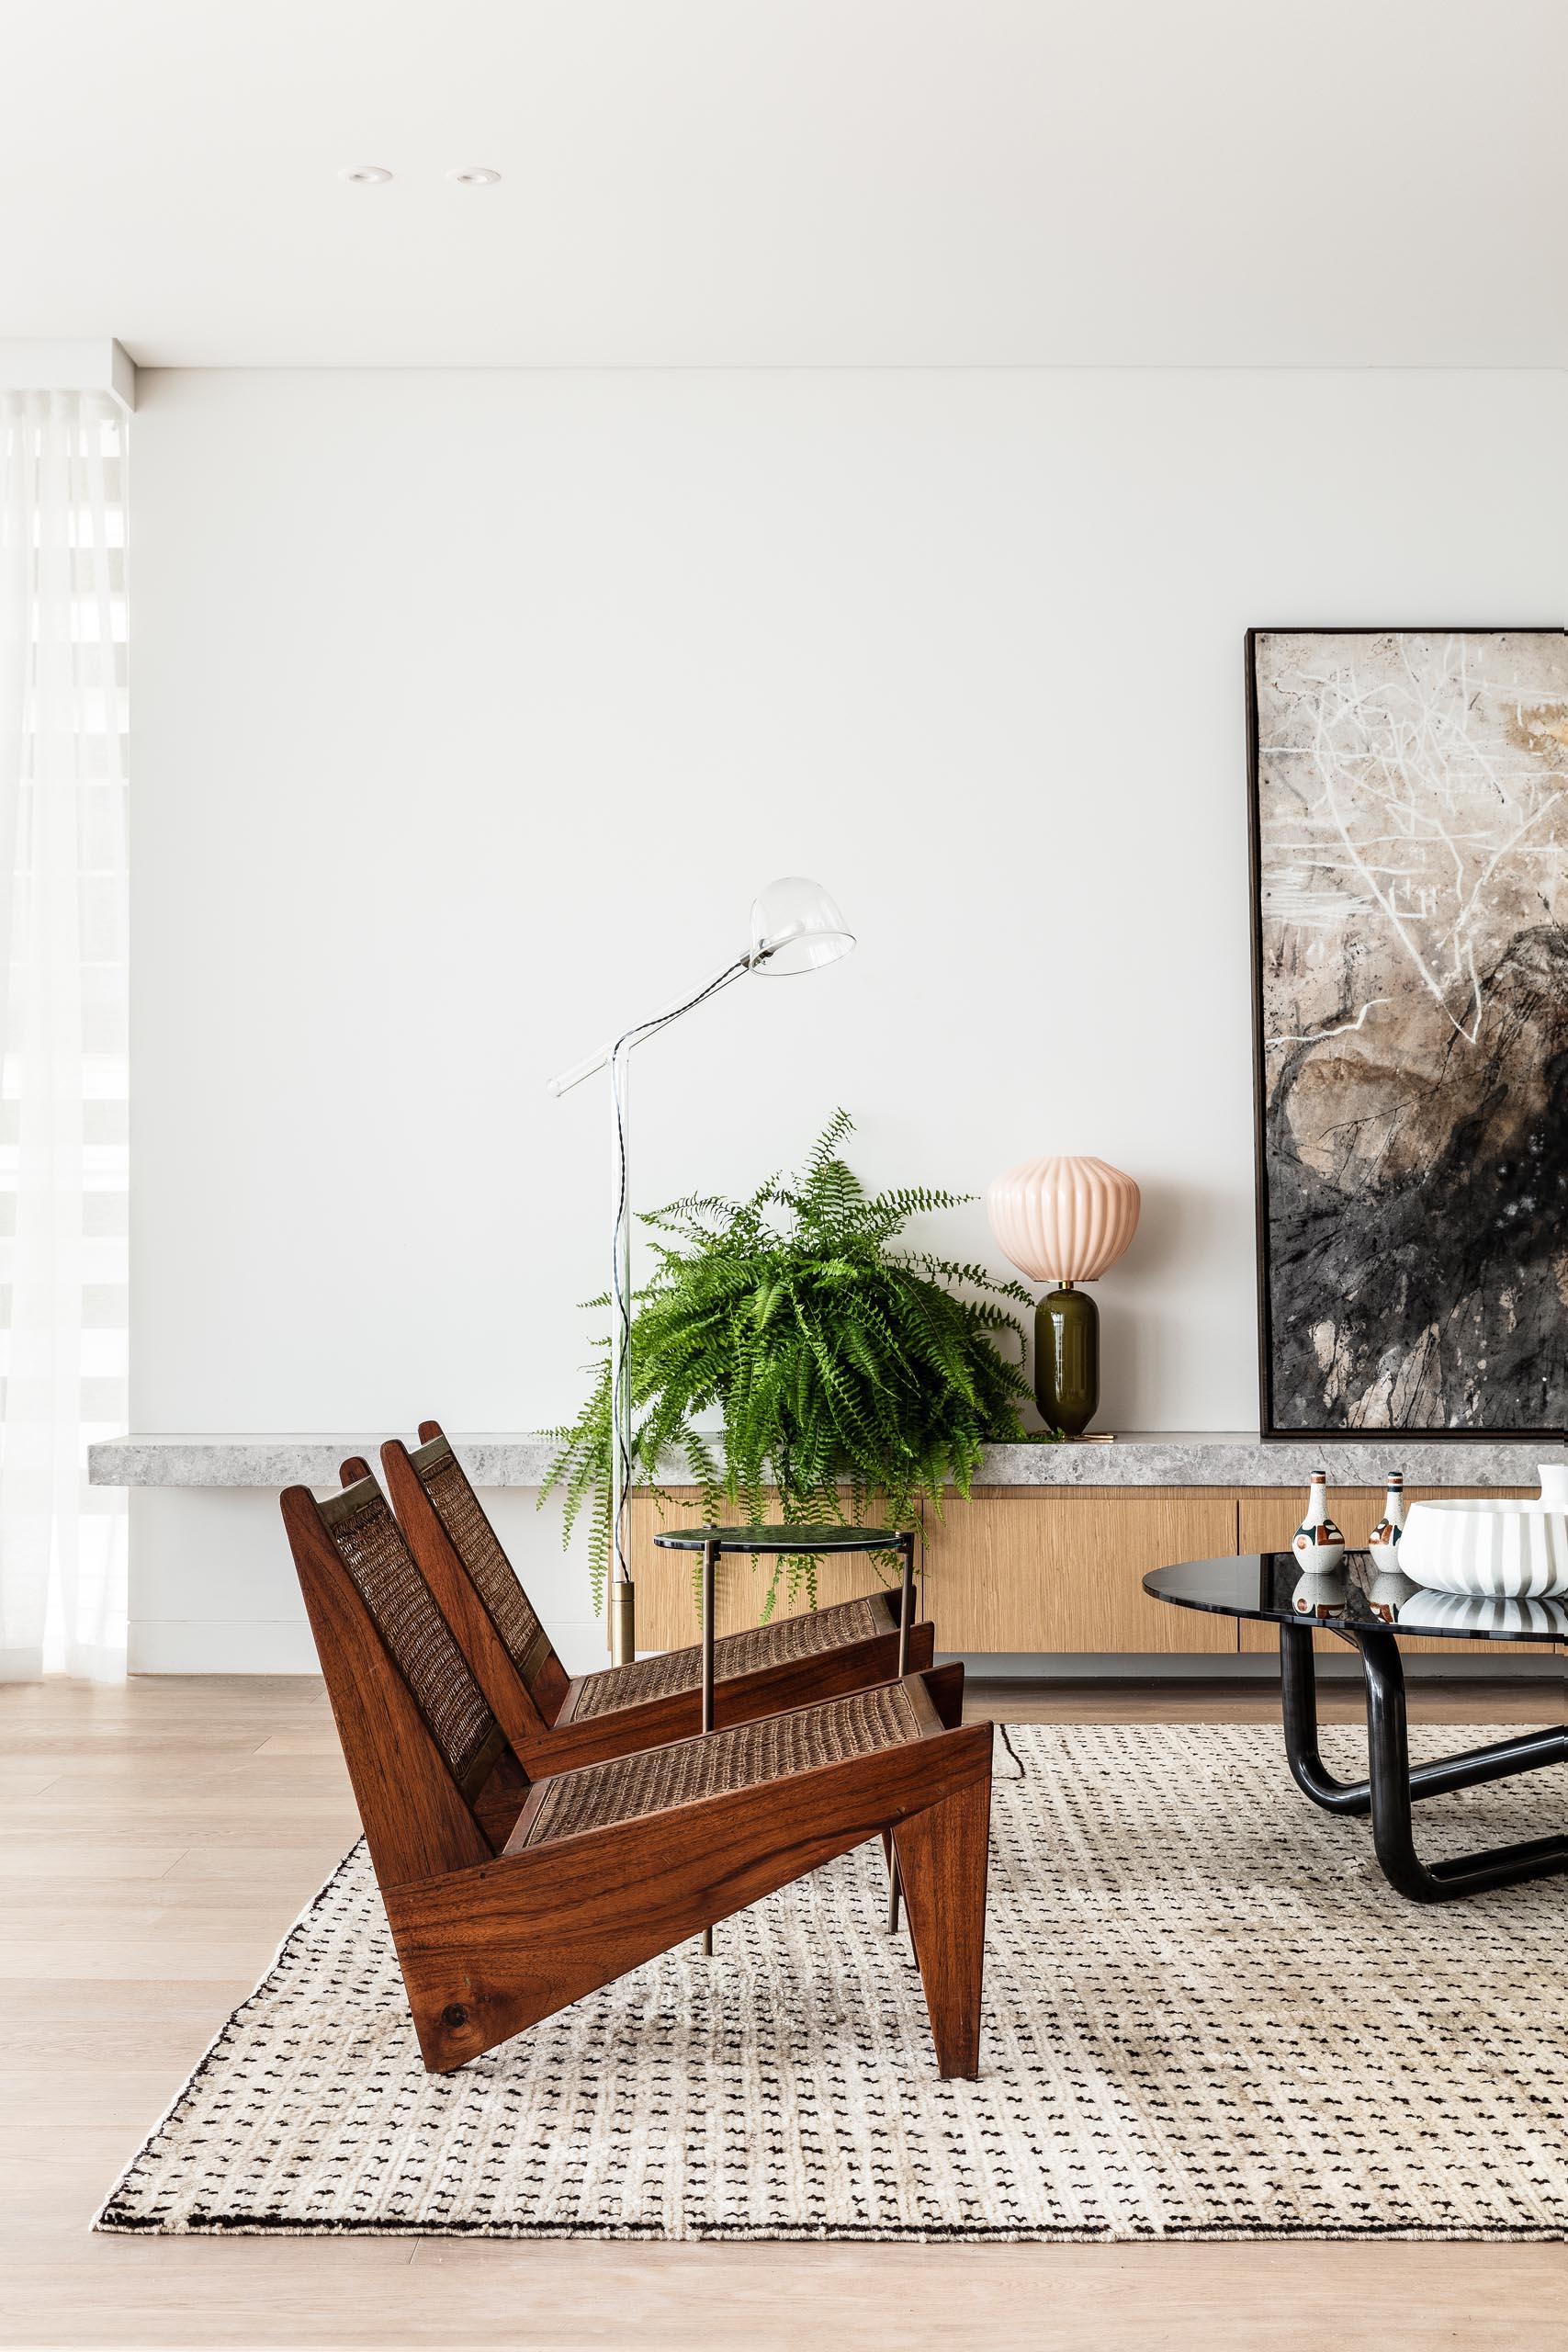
[1236,1488,1536,1658]
[925,1487,1237,1654]
[626,1489,911,1653]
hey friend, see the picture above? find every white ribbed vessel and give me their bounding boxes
[1397,1498,1568,1598]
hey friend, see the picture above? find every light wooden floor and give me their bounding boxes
[4,1671,1565,2352]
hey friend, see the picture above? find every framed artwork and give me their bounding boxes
[1247,627,1568,1438]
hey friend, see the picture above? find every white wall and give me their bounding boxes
[128,366,1568,1668]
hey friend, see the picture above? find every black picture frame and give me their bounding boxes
[1246,624,1568,1442]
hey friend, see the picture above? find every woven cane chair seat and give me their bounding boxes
[569,1593,891,1721]
[515,1679,925,1849]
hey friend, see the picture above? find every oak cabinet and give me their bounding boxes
[629,1484,1236,1656]
[627,1490,914,1653]
[920,1487,1237,1653]
[625,1482,1548,1664]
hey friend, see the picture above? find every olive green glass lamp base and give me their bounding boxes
[1035,1283,1099,1438]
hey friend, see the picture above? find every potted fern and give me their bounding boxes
[542,1111,1043,1613]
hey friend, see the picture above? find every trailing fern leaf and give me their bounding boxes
[541,1113,1051,1619]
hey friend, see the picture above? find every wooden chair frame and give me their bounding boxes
[378,1423,937,1775]
[283,1477,992,2078]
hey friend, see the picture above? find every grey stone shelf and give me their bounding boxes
[88,1430,1564,1491]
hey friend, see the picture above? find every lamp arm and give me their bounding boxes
[547,953,750,1644]
[547,954,750,1095]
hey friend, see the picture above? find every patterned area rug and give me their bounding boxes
[97,1722,1568,2241]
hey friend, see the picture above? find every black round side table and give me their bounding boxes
[651,1523,918,1945]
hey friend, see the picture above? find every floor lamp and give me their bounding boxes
[547,877,855,1666]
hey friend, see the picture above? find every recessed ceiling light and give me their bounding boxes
[339,164,392,185]
[447,166,502,186]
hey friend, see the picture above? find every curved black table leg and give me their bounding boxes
[1345,1625,1568,1904]
[1279,1623,1371,1814]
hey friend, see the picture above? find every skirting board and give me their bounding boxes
[943,1651,1567,1680]
[129,1619,322,1675]
[127,1618,611,1676]
[125,1622,1564,1679]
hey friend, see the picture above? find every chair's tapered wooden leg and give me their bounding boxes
[891,1771,991,2079]
[879,1827,902,1934]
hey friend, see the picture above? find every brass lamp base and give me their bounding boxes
[608,1577,637,1666]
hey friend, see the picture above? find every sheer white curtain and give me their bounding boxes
[0,390,129,1680]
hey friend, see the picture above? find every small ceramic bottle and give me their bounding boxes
[1368,1471,1405,1556]
[1292,1471,1346,1568]
[1366,1470,1413,1620]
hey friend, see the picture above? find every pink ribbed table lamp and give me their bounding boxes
[986,1155,1140,1436]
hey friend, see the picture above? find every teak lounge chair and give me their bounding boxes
[281,1467,993,2076]
[379,1421,938,1773]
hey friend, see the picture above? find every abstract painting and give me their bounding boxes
[1247,628,1568,1436]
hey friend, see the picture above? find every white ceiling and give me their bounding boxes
[5,0,1566,369]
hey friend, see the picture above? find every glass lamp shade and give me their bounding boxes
[749,876,855,976]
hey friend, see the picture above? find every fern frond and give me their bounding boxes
[539,1109,1032,1623]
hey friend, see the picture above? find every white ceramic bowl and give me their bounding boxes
[1397,1498,1568,1598]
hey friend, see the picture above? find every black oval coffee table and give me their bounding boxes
[1145,1552,1568,1904]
